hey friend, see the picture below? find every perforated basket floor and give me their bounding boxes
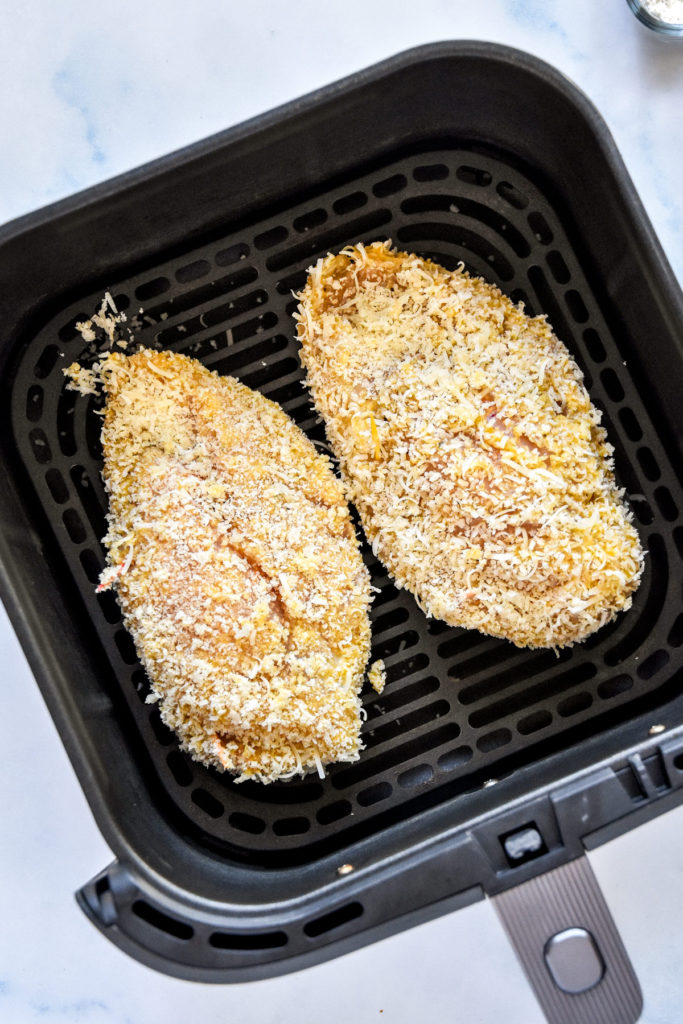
[10,143,683,866]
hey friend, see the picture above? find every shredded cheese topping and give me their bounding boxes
[295,241,644,649]
[66,349,373,783]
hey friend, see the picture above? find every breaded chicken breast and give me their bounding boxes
[296,241,643,649]
[68,349,372,782]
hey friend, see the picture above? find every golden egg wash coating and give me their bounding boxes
[296,241,643,649]
[73,349,372,783]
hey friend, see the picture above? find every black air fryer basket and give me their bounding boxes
[2,42,683,1024]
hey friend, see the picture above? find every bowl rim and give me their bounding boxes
[626,0,683,35]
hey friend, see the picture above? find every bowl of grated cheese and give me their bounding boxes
[627,0,683,35]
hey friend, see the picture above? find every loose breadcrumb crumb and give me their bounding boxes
[368,659,386,694]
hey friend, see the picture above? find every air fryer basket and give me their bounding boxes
[1,42,682,1022]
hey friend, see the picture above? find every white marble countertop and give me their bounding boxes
[1,3,682,1023]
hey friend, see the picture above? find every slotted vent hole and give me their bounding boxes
[510,288,534,314]
[597,675,633,700]
[668,614,683,648]
[456,165,492,186]
[496,180,528,208]
[273,816,310,836]
[132,669,150,703]
[191,788,224,819]
[413,163,449,181]
[637,649,670,680]
[167,751,193,787]
[57,388,78,456]
[605,533,667,665]
[304,901,363,938]
[316,800,352,825]
[619,407,642,441]
[59,314,88,343]
[675,526,683,559]
[583,328,606,362]
[135,276,170,301]
[45,467,68,504]
[637,447,660,481]
[26,385,44,422]
[333,190,367,214]
[476,728,512,753]
[601,368,625,403]
[372,173,406,197]
[517,710,553,736]
[371,605,410,633]
[557,692,593,717]
[97,590,121,625]
[209,930,288,950]
[438,745,473,772]
[63,508,87,544]
[254,225,288,250]
[70,466,106,539]
[293,208,327,233]
[79,548,102,584]
[132,901,194,940]
[565,289,589,324]
[276,269,308,296]
[215,242,249,266]
[632,496,654,526]
[85,403,103,461]
[34,344,60,379]
[115,629,138,665]
[655,487,678,522]
[528,211,553,244]
[527,265,575,350]
[29,428,51,464]
[397,763,434,788]
[228,812,266,835]
[147,708,174,748]
[357,781,392,806]
[546,250,570,284]
[175,259,210,284]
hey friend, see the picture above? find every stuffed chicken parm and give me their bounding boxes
[296,241,643,649]
[66,349,373,783]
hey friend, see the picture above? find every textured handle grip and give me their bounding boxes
[493,856,642,1024]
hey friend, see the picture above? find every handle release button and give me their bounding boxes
[544,927,605,994]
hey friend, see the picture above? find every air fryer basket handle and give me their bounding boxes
[493,855,642,1024]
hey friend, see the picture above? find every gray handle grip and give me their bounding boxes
[493,855,642,1024]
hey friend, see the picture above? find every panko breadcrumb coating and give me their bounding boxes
[66,349,373,783]
[296,241,644,649]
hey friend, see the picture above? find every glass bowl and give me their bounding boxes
[627,0,683,35]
